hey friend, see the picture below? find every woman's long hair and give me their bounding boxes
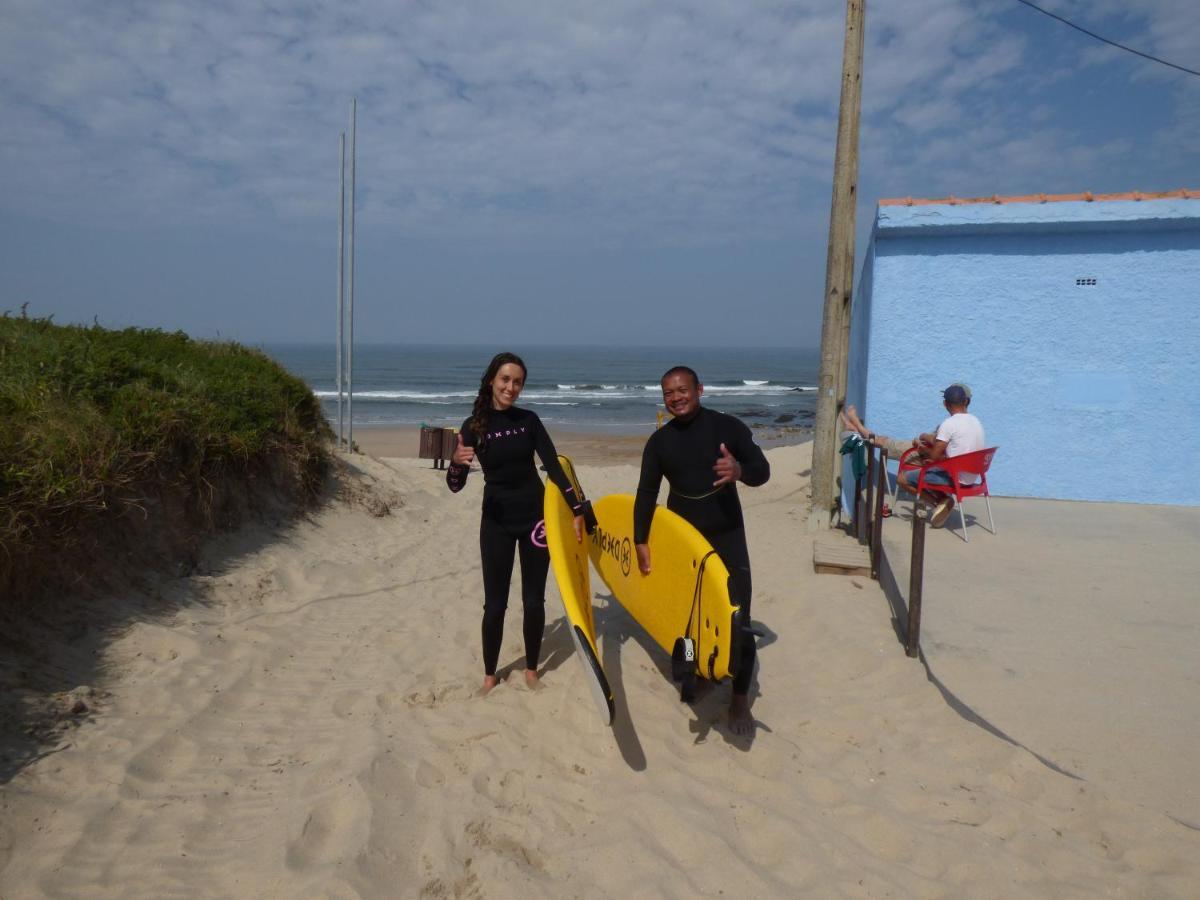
[469,352,527,446]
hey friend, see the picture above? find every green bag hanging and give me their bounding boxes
[839,432,867,480]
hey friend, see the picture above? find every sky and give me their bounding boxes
[1,0,1196,348]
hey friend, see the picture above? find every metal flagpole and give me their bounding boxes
[347,97,357,452]
[337,132,346,450]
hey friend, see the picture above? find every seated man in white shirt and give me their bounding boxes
[896,383,985,526]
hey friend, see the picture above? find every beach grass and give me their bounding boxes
[0,311,332,601]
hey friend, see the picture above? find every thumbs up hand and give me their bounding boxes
[451,432,475,466]
[712,442,742,486]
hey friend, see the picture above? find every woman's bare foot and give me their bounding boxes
[728,693,754,736]
[481,674,500,695]
[524,668,540,689]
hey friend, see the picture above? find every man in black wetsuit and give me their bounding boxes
[634,366,770,735]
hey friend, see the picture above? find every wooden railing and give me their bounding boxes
[853,443,924,659]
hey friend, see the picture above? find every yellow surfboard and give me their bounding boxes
[589,495,743,683]
[544,455,614,725]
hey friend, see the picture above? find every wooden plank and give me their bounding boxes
[814,543,870,564]
[813,534,871,576]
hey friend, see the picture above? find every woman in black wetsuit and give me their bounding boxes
[446,352,584,694]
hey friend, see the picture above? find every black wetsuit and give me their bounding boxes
[447,406,580,676]
[634,406,770,695]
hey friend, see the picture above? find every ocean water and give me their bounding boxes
[261,344,819,434]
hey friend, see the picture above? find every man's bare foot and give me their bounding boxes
[729,693,754,736]
[524,668,540,688]
[481,674,500,695]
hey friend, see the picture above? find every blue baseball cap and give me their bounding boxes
[942,383,970,404]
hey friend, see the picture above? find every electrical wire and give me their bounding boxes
[1013,0,1200,79]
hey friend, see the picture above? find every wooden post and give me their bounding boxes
[809,0,867,531]
[862,445,876,543]
[854,475,865,541]
[832,4,866,466]
[870,448,887,579]
[906,499,925,657]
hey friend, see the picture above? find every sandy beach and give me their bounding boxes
[2,441,1198,898]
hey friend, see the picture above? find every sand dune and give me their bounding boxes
[2,444,1197,898]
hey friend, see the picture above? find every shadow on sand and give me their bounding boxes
[0,480,341,786]
[875,535,1082,781]
[542,591,774,769]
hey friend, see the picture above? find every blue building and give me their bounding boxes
[845,189,1200,507]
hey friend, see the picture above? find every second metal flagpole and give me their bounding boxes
[337,132,345,450]
[347,97,357,452]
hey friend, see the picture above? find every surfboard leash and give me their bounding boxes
[558,455,597,534]
[673,550,717,700]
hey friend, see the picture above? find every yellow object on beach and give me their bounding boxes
[544,455,615,725]
[589,495,742,682]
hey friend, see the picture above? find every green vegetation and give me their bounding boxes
[1,312,332,599]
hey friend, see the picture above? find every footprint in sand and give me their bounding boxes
[402,681,468,709]
[375,690,405,713]
[471,769,531,813]
[420,872,482,899]
[463,819,544,873]
[125,733,199,783]
[332,689,371,720]
[285,791,370,871]
[415,759,445,788]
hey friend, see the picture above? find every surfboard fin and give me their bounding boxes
[671,636,696,683]
[672,636,699,701]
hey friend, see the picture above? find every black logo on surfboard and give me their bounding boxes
[594,526,631,577]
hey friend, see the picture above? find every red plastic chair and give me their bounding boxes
[891,446,925,507]
[915,447,998,543]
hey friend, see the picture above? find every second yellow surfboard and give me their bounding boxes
[544,455,614,725]
[589,494,743,682]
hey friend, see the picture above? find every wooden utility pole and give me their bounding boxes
[809,0,866,531]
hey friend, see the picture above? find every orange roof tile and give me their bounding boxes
[879,189,1198,207]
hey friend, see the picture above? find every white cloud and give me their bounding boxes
[0,0,1194,244]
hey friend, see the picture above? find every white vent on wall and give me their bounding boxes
[1076,277,1097,286]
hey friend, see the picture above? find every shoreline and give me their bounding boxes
[350,423,812,466]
